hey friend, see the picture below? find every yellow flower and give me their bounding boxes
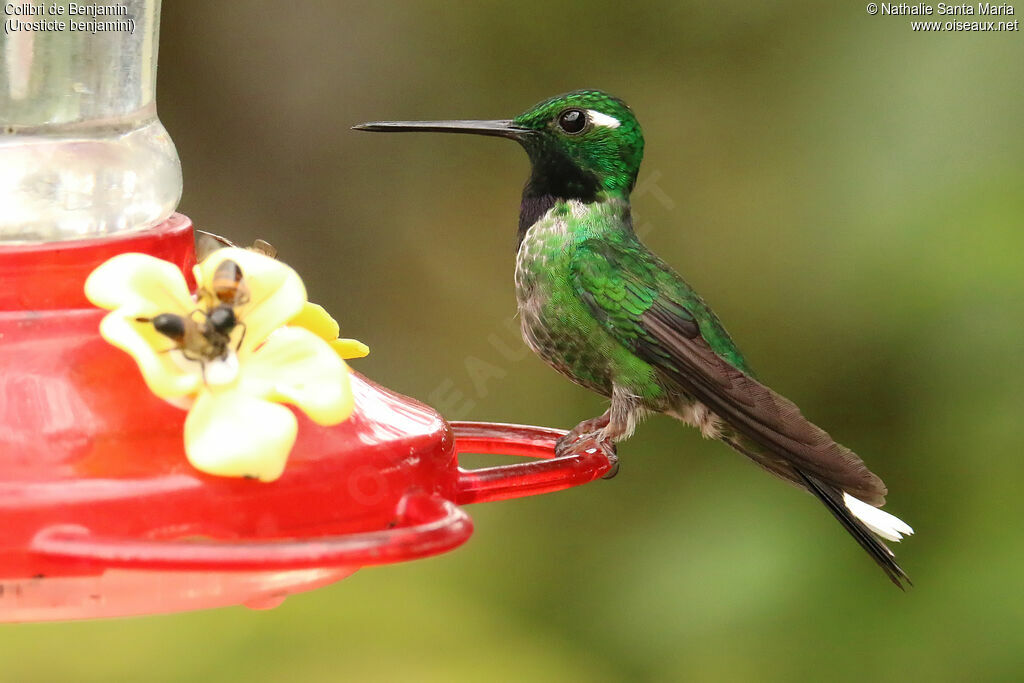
[290,302,370,360]
[85,248,365,482]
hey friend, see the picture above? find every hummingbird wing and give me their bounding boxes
[569,236,888,506]
[570,236,912,587]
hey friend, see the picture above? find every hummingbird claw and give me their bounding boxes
[558,414,611,446]
[554,431,619,479]
[601,448,620,480]
[553,432,583,458]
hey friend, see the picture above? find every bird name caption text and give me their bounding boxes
[865,2,1020,30]
[3,3,135,35]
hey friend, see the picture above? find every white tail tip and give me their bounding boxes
[843,493,914,542]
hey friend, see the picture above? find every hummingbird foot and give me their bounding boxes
[554,413,611,456]
[601,445,620,479]
[555,413,619,479]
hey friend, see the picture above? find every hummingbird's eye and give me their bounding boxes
[557,109,587,135]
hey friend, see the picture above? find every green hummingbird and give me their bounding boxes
[354,90,914,587]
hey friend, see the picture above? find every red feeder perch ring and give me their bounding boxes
[0,215,615,622]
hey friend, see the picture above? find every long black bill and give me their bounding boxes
[352,119,529,141]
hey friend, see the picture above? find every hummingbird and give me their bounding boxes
[354,90,914,587]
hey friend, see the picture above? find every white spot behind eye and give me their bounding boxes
[587,110,621,129]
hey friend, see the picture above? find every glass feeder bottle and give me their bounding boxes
[0,0,181,242]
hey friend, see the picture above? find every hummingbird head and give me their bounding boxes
[511,90,645,199]
[353,90,645,200]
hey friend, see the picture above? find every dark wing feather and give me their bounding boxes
[570,238,888,506]
[722,435,908,587]
[796,471,910,589]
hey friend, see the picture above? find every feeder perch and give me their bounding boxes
[0,2,614,621]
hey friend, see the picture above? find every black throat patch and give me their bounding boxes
[518,195,558,245]
[517,148,600,246]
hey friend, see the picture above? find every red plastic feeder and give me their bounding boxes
[0,216,615,622]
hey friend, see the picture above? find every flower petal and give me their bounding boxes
[184,388,297,482]
[240,327,354,425]
[99,313,203,400]
[193,248,307,354]
[290,302,369,360]
[290,302,339,341]
[85,253,195,318]
[331,338,370,359]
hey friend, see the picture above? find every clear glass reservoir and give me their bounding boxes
[0,0,181,242]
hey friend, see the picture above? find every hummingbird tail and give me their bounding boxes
[795,469,912,590]
[717,430,913,588]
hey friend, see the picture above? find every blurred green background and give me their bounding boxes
[4,1,1024,680]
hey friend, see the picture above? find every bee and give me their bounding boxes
[137,259,250,378]
[207,257,250,310]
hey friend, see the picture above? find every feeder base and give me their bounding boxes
[0,568,356,622]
